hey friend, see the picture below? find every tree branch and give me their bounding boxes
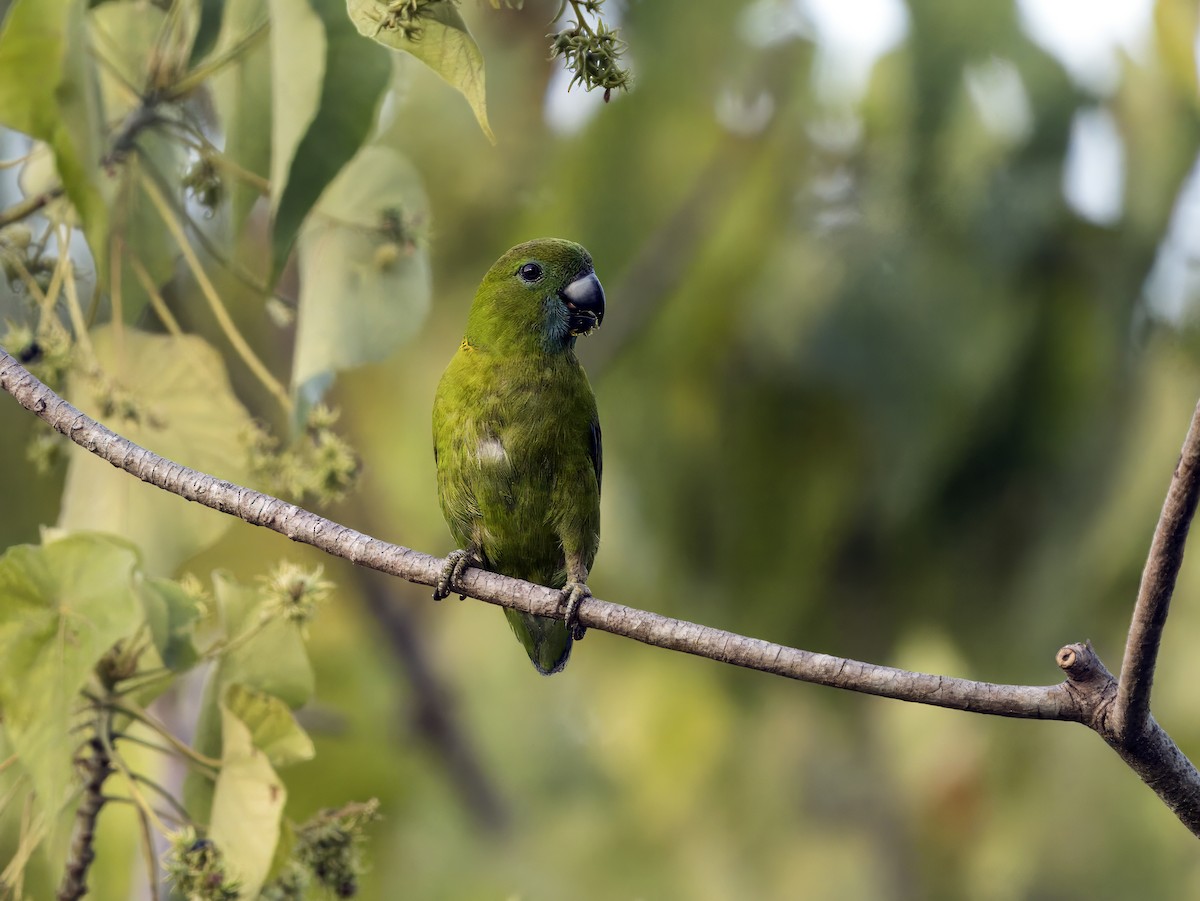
[1114,398,1200,742]
[56,735,112,901]
[0,347,1078,715]
[3,346,1200,835]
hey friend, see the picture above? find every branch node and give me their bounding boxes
[1057,641,1114,685]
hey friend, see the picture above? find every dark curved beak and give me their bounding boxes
[559,270,605,337]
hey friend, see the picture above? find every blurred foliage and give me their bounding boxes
[1,0,1200,898]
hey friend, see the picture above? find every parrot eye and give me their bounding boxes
[517,262,543,283]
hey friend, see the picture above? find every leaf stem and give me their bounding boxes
[111,730,217,778]
[139,156,274,295]
[131,772,196,826]
[568,0,597,38]
[127,247,184,336]
[61,253,97,363]
[99,730,168,836]
[140,170,293,412]
[167,20,270,100]
[108,698,222,771]
[0,189,64,229]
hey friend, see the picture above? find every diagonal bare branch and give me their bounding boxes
[0,347,1077,718]
[5,346,1200,836]
[1114,399,1200,742]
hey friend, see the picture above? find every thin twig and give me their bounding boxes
[61,252,96,362]
[127,248,184,336]
[138,155,272,295]
[132,794,162,901]
[166,19,270,100]
[1115,398,1200,742]
[0,189,64,229]
[139,171,292,412]
[99,730,168,836]
[112,730,191,762]
[130,772,196,826]
[104,697,222,772]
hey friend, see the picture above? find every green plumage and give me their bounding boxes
[433,239,603,674]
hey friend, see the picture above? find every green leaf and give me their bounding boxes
[184,571,315,822]
[269,0,391,280]
[57,326,254,576]
[188,0,226,65]
[0,534,141,821]
[222,683,315,768]
[136,576,202,671]
[293,144,431,410]
[208,692,288,898]
[210,571,317,709]
[210,0,272,233]
[347,0,495,143]
[0,0,109,280]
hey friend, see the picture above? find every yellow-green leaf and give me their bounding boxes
[211,0,273,233]
[136,576,202,671]
[346,0,495,143]
[0,534,141,823]
[269,0,391,278]
[57,327,254,575]
[208,694,288,898]
[293,144,431,409]
[0,0,109,278]
[222,683,315,768]
[184,571,315,822]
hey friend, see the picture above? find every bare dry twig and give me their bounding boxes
[1114,399,1200,743]
[56,735,112,901]
[3,347,1200,835]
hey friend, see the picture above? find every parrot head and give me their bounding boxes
[467,238,605,354]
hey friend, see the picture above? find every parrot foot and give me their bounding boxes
[434,549,475,601]
[561,581,591,641]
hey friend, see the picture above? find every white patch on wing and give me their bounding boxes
[477,436,509,467]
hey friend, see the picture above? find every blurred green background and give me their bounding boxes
[6,0,1200,897]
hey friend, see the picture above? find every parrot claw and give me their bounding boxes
[434,549,474,601]
[562,581,591,641]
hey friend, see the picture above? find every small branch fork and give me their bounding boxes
[3,350,1200,836]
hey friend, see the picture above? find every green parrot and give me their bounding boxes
[432,238,605,674]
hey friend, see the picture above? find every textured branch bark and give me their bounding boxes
[56,736,112,901]
[1114,399,1200,742]
[4,347,1200,836]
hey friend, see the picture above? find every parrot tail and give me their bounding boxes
[504,608,572,675]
